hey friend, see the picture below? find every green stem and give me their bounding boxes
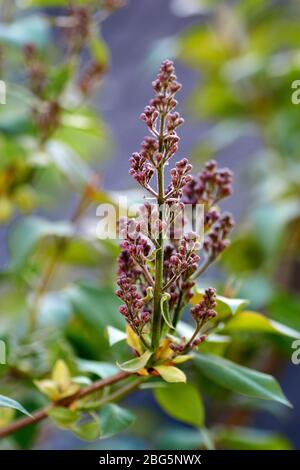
[151,114,165,350]
[173,290,184,328]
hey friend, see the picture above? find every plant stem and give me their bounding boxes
[151,114,165,350]
[78,378,143,410]
[0,370,131,439]
[173,290,183,327]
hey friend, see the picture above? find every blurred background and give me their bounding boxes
[0,0,300,450]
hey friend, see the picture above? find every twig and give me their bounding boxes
[0,370,131,439]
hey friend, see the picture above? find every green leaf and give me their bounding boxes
[77,359,119,379]
[223,311,300,339]
[45,64,73,98]
[90,36,110,66]
[193,353,292,407]
[153,365,187,383]
[0,395,31,417]
[72,416,100,441]
[107,326,127,346]
[215,426,292,450]
[268,292,300,331]
[99,404,135,438]
[118,351,152,372]
[48,407,80,429]
[154,383,204,427]
[8,216,74,270]
[160,293,173,329]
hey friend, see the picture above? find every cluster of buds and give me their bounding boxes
[166,233,200,283]
[191,287,217,323]
[23,43,61,141]
[78,62,106,95]
[61,6,91,53]
[116,60,234,357]
[23,44,46,97]
[167,158,193,198]
[203,212,234,260]
[182,160,233,206]
[32,101,61,143]
[129,151,154,188]
[133,59,184,190]
[116,276,151,333]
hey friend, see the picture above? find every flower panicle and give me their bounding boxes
[116,60,234,357]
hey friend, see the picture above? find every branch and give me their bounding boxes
[0,370,131,439]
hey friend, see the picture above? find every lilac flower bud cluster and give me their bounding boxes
[131,60,184,193]
[23,44,46,97]
[167,158,193,198]
[203,212,234,259]
[191,287,217,323]
[182,160,233,206]
[63,6,91,52]
[116,276,150,333]
[116,60,234,356]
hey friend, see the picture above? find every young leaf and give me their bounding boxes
[47,407,80,429]
[126,325,143,355]
[52,360,71,385]
[193,353,292,407]
[0,395,31,417]
[154,383,204,427]
[153,365,187,383]
[118,350,152,372]
[99,404,135,438]
[34,380,62,402]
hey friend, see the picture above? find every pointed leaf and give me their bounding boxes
[118,350,152,372]
[52,359,71,385]
[0,395,31,417]
[193,353,292,407]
